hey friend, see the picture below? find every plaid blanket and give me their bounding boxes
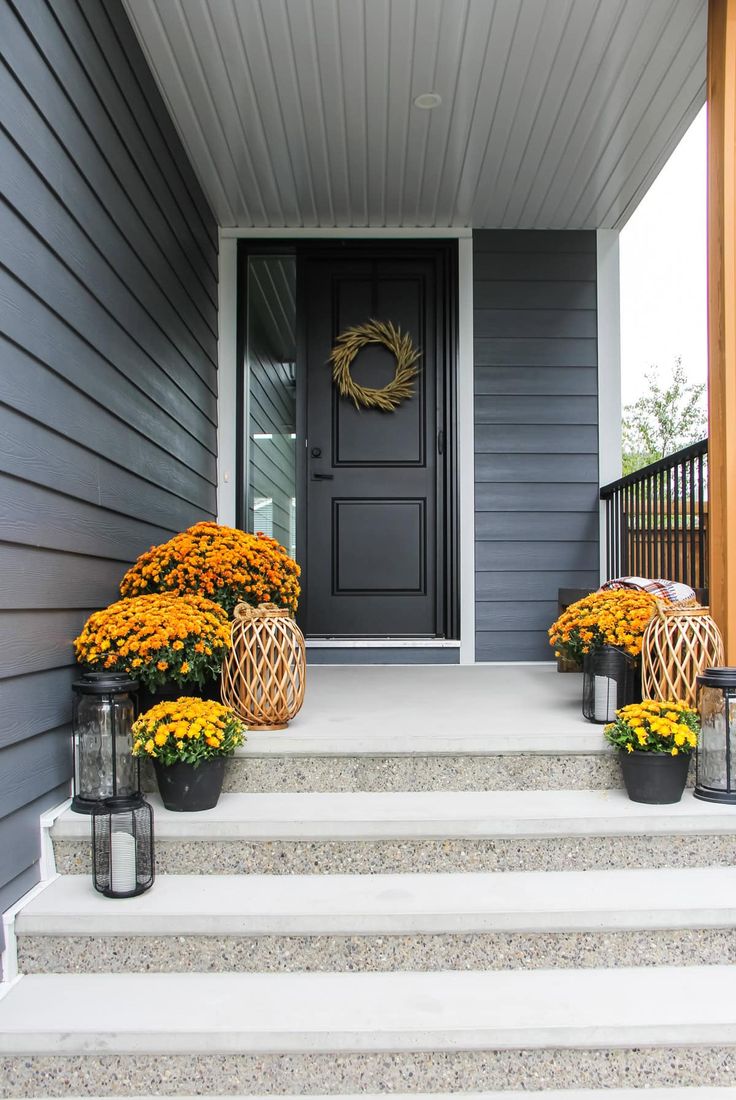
[600,576,697,605]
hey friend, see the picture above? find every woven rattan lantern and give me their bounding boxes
[221,603,306,731]
[641,604,725,707]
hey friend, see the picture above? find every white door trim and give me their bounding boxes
[457,236,475,665]
[216,233,238,527]
[217,229,476,663]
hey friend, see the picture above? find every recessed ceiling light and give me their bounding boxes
[413,92,442,110]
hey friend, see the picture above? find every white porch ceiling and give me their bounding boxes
[123,0,706,230]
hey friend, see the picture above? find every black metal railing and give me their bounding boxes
[600,439,708,590]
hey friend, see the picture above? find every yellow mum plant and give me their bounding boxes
[605,700,699,756]
[132,697,246,766]
[119,521,301,616]
[74,593,231,691]
[548,589,661,663]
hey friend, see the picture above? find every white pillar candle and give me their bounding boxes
[594,675,618,722]
[110,829,137,894]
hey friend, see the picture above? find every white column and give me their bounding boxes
[596,228,622,582]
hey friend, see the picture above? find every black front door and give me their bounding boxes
[300,245,452,637]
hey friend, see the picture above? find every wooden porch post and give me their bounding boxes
[708,0,736,657]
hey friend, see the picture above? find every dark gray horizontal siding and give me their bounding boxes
[475,483,599,512]
[476,396,598,425]
[475,365,598,395]
[2,1,217,323]
[476,425,598,453]
[476,454,599,483]
[0,668,78,750]
[0,0,218,944]
[0,786,68,908]
[475,570,601,602]
[476,542,599,573]
[474,338,597,367]
[0,545,132,610]
[476,512,599,543]
[474,251,597,281]
[474,281,597,310]
[474,230,599,663]
[0,727,71,820]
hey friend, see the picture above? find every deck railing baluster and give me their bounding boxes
[600,439,708,592]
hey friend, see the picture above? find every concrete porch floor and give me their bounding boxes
[245,664,603,757]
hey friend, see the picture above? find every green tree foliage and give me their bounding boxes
[622,358,707,476]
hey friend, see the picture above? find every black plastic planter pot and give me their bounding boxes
[618,749,691,805]
[153,757,226,812]
[139,676,221,715]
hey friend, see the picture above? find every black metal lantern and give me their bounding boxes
[583,645,639,723]
[695,667,736,804]
[92,795,154,898]
[72,672,139,813]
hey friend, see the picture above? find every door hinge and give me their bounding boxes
[437,429,444,455]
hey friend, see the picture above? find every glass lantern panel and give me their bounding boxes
[699,686,736,791]
[74,692,137,800]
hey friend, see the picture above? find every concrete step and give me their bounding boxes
[142,746,625,794]
[1,967,735,1095]
[172,664,624,793]
[52,789,736,875]
[15,868,736,974]
[16,1093,736,1100]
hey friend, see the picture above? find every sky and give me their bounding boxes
[619,105,707,405]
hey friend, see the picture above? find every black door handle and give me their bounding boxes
[312,472,334,480]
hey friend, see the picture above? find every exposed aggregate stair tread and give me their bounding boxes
[16,1091,736,1100]
[50,788,736,841]
[1,966,735,1054]
[16,867,736,936]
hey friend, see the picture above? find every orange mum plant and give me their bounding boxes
[120,521,300,616]
[548,589,661,664]
[73,593,231,691]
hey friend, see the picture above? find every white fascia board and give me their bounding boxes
[596,229,622,583]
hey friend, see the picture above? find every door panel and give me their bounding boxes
[302,251,445,637]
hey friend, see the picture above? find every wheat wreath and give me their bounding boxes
[328,319,421,411]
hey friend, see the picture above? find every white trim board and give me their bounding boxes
[596,229,622,584]
[220,228,472,239]
[218,230,475,662]
[0,797,68,987]
[457,236,475,665]
[216,233,238,527]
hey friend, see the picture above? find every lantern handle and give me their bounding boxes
[233,602,289,620]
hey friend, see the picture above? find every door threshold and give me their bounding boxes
[305,638,460,649]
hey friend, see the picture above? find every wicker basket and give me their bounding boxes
[641,604,725,707]
[221,603,306,731]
